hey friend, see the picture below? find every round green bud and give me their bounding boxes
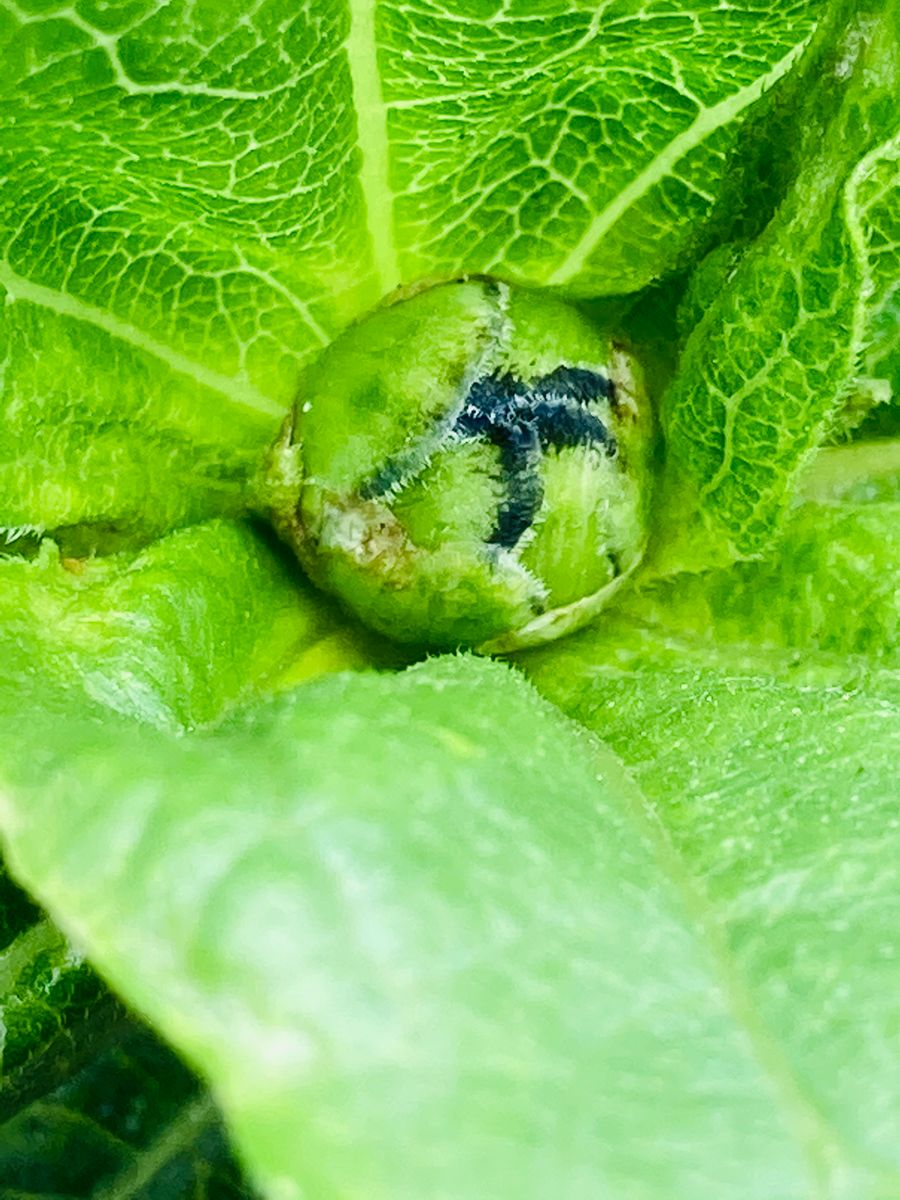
[266,280,654,652]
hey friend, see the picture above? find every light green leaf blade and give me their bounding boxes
[653,0,900,568]
[627,498,898,674]
[524,652,900,1184]
[0,655,842,1200]
[0,0,823,538]
[0,518,387,730]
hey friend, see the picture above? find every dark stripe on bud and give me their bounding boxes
[362,364,616,549]
[530,365,616,405]
[456,368,616,549]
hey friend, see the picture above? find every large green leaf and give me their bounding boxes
[0,0,822,538]
[379,0,820,294]
[0,654,853,1200]
[521,658,900,1188]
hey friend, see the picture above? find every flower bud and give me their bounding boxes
[266,281,654,651]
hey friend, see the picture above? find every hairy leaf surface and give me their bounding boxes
[0,656,842,1200]
[0,0,822,538]
[523,657,900,1185]
[655,0,900,566]
[0,519,386,731]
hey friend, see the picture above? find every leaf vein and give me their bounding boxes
[345,0,401,295]
[547,38,813,287]
[0,262,284,420]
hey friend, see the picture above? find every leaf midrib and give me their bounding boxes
[345,0,401,296]
[93,1094,217,1200]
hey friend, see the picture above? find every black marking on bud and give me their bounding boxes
[452,368,616,548]
[362,364,617,550]
[531,365,616,405]
[530,401,612,452]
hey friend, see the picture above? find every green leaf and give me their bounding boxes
[857,130,900,399]
[380,0,820,295]
[0,518,389,731]
[521,657,900,1188]
[0,869,124,1124]
[0,1026,257,1199]
[0,654,861,1200]
[0,0,822,538]
[653,0,900,569]
[632,499,898,671]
